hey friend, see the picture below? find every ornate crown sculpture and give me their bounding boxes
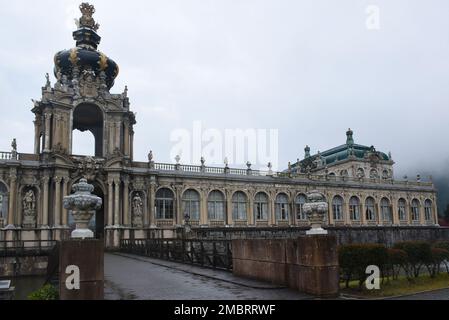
[79,2,100,31]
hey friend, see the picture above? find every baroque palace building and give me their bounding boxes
[0,3,439,248]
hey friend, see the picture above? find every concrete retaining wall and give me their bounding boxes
[0,256,48,277]
[192,226,449,246]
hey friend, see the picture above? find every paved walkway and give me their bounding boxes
[104,253,311,300]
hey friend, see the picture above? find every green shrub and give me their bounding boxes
[393,241,432,279]
[339,243,388,289]
[28,284,59,300]
[433,241,449,274]
[387,248,408,280]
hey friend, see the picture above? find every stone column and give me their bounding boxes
[269,193,275,226]
[34,119,41,154]
[130,129,134,161]
[108,123,114,155]
[115,122,121,150]
[419,198,425,225]
[114,179,120,226]
[226,190,233,226]
[376,202,381,225]
[123,178,129,226]
[53,114,61,147]
[42,176,50,226]
[54,176,62,227]
[62,177,69,226]
[360,201,366,226]
[247,192,254,225]
[7,172,17,226]
[327,194,334,225]
[200,188,208,225]
[124,121,130,157]
[175,186,182,225]
[148,182,155,227]
[344,199,350,225]
[107,179,113,226]
[406,197,412,225]
[391,196,399,225]
[43,113,51,152]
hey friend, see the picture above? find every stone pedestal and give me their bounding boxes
[59,239,104,300]
[291,235,339,297]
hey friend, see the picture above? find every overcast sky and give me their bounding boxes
[0,0,448,177]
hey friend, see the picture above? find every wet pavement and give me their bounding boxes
[104,253,311,300]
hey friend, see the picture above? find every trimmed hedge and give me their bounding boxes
[339,240,449,289]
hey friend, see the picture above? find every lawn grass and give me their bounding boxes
[340,272,449,297]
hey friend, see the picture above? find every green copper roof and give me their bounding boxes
[292,129,391,172]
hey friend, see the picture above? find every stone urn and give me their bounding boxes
[63,178,102,239]
[303,190,328,235]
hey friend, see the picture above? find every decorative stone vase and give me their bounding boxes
[63,178,102,239]
[303,190,328,235]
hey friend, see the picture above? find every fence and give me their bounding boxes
[120,238,233,271]
[0,240,57,257]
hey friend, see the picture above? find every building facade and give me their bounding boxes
[0,3,438,248]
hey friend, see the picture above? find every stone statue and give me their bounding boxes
[22,190,36,228]
[11,138,17,159]
[132,194,143,227]
[45,73,51,88]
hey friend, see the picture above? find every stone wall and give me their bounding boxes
[0,256,48,277]
[232,236,339,297]
[191,226,449,247]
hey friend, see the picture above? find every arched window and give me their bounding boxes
[398,198,407,221]
[182,189,200,221]
[365,197,376,221]
[275,193,289,221]
[349,196,360,221]
[155,188,174,220]
[370,169,379,179]
[296,194,307,220]
[380,198,392,221]
[254,192,268,221]
[0,182,8,222]
[424,199,432,221]
[411,199,420,221]
[332,196,344,221]
[208,191,225,221]
[382,170,390,179]
[340,170,349,177]
[232,192,247,221]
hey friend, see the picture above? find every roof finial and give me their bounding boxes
[346,128,354,146]
[79,3,100,31]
